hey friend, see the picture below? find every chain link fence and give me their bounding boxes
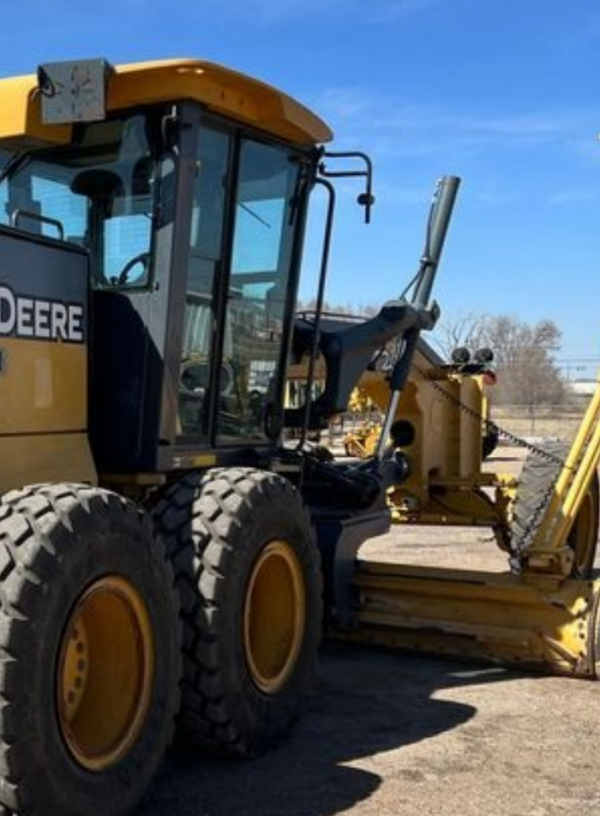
[492,404,587,444]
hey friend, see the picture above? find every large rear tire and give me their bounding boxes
[510,441,600,578]
[152,467,322,756]
[0,484,181,816]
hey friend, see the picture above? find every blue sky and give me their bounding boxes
[2,0,599,376]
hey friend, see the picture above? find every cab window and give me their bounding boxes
[0,113,158,289]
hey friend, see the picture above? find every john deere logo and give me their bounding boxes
[0,285,85,343]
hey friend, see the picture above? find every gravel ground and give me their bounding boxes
[138,446,600,816]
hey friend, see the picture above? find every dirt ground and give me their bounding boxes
[138,446,600,816]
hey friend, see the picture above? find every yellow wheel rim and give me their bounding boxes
[569,482,599,575]
[57,576,155,771]
[244,541,306,694]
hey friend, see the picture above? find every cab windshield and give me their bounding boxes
[0,111,159,289]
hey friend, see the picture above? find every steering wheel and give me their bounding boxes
[112,252,151,286]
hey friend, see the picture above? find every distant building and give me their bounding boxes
[567,379,596,399]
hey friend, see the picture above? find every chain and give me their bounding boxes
[413,363,568,466]
[411,364,575,558]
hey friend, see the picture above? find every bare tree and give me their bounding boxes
[296,302,568,407]
[431,311,489,360]
[480,316,566,405]
[433,312,567,406]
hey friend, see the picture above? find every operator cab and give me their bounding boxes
[0,60,320,474]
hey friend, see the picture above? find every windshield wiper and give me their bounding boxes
[239,201,271,229]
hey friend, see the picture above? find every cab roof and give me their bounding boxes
[0,57,333,148]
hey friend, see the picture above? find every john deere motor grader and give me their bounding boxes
[0,57,598,816]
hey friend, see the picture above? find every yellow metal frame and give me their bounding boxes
[344,562,600,678]
[355,347,511,535]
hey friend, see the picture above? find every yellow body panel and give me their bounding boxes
[0,337,87,433]
[0,432,96,493]
[355,348,502,529]
[0,325,95,489]
[0,75,71,147]
[0,58,332,148]
[358,350,484,486]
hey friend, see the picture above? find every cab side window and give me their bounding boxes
[178,126,231,437]
[217,140,299,443]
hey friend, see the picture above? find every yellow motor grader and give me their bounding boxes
[0,56,597,816]
[334,339,600,674]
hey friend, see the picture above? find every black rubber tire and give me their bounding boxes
[152,467,322,757]
[510,441,600,578]
[0,484,181,816]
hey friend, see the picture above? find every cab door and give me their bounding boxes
[216,138,303,444]
[176,124,307,449]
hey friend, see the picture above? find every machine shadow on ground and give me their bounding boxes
[138,642,519,816]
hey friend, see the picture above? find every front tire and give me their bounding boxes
[153,467,322,756]
[510,441,600,578]
[0,484,181,816]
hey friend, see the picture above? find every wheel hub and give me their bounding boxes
[57,575,155,771]
[244,540,306,694]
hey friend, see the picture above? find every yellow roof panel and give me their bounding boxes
[0,57,333,148]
